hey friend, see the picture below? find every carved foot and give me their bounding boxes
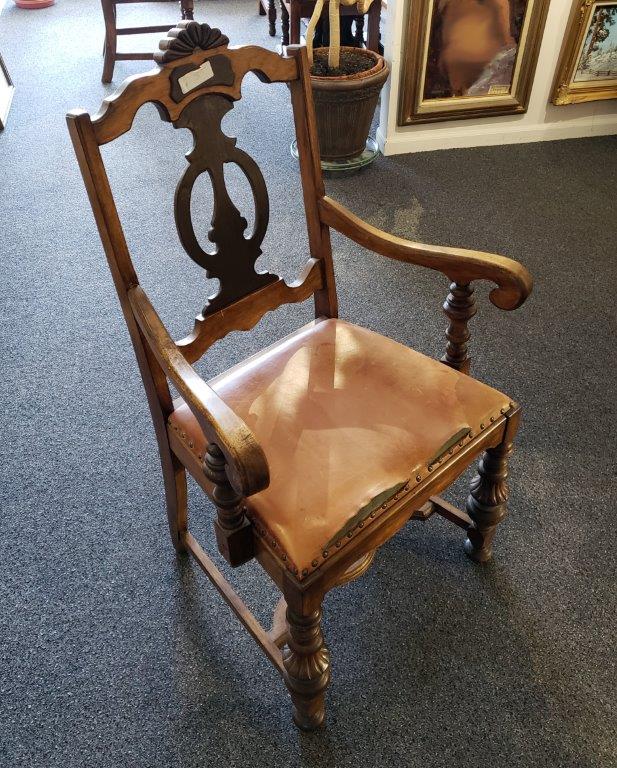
[464,442,513,563]
[283,607,330,730]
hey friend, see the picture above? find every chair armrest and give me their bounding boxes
[318,196,533,310]
[128,285,269,498]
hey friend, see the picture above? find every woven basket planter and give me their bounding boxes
[310,47,389,161]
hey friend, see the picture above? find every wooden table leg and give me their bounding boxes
[355,14,365,47]
[280,0,290,47]
[366,0,380,53]
[181,0,194,20]
[290,0,301,45]
[268,0,277,36]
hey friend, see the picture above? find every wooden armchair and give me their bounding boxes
[67,23,532,731]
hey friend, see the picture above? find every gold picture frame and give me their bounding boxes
[553,0,617,105]
[398,0,551,125]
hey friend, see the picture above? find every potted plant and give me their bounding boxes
[306,0,389,162]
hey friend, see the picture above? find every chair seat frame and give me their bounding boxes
[68,23,532,730]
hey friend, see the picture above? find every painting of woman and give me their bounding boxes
[423,0,527,99]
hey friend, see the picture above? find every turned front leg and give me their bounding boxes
[283,607,331,730]
[441,282,477,374]
[464,441,513,563]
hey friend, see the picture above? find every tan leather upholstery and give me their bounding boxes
[169,320,511,576]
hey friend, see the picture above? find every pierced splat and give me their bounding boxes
[173,94,278,316]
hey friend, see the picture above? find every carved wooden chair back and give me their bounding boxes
[79,22,335,367]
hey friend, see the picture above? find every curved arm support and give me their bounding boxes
[318,197,533,310]
[128,285,270,498]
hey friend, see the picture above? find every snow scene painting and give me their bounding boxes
[574,3,617,82]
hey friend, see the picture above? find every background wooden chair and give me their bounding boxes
[68,22,532,731]
[101,0,194,83]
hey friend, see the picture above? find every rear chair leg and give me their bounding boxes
[162,451,188,553]
[283,606,331,730]
[464,441,513,563]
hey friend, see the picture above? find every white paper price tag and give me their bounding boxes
[178,61,215,95]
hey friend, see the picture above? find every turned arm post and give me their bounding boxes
[440,282,477,374]
[204,443,254,567]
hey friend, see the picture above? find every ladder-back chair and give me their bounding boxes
[67,22,532,731]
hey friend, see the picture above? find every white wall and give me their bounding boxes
[377,0,617,153]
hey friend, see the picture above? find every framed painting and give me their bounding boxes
[553,0,617,105]
[0,54,15,130]
[398,0,551,124]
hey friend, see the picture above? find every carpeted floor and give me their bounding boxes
[1,2,616,767]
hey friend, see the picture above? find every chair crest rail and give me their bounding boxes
[91,24,299,145]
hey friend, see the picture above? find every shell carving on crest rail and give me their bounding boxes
[154,21,229,64]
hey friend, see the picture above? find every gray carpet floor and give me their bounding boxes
[1,2,616,767]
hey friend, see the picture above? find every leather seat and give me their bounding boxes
[169,319,512,577]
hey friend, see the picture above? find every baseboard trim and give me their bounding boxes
[378,116,617,155]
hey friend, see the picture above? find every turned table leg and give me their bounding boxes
[280,0,290,47]
[180,0,194,20]
[268,0,276,36]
